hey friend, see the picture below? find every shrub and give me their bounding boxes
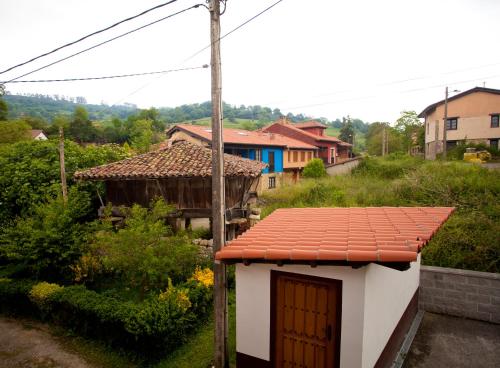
[0,188,94,282]
[0,276,213,357]
[302,158,327,178]
[29,281,63,313]
[89,200,201,297]
[353,155,423,179]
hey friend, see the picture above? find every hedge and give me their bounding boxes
[0,278,213,356]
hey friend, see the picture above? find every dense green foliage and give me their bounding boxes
[86,200,202,297]
[302,158,327,178]
[0,139,128,225]
[365,111,424,156]
[0,278,213,357]
[261,156,500,272]
[0,189,94,281]
[446,141,499,161]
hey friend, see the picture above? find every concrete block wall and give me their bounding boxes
[420,265,500,324]
[326,157,360,176]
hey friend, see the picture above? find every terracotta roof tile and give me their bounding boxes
[74,141,266,181]
[168,124,317,150]
[215,207,455,264]
[293,121,328,129]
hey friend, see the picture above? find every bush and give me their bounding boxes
[87,200,201,297]
[0,188,94,282]
[302,158,327,178]
[0,275,213,357]
[353,155,423,179]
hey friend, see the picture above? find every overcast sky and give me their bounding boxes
[1,0,499,123]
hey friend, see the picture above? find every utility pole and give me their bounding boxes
[209,1,228,368]
[382,126,386,156]
[59,126,68,203]
[443,87,449,160]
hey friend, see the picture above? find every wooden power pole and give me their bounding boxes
[210,1,228,367]
[442,86,449,160]
[59,126,68,203]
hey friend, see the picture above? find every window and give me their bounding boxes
[308,152,312,160]
[490,139,499,150]
[301,151,305,161]
[268,176,276,189]
[446,140,457,150]
[268,151,275,173]
[446,118,458,130]
[492,115,499,128]
[255,149,262,161]
[288,151,291,162]
[293,151,298,162]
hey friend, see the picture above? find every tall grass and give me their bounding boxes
[260,156,500,273]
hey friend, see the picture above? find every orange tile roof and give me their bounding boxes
[74,141,266,180]
[266,118,351,145]
[216,207,455,264]
[294,121,327,129]
[169,124,317,150]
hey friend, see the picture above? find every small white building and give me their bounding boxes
[31,129,48,140]
[216,207,454,368]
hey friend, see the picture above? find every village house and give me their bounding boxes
[419,86,500,159]
[74,141,265,236]
[262,118,352,165]
[30,129,48,140]
[166,124,318,191]
[216,206,454,368]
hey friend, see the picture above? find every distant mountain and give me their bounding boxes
[4,94,138,121]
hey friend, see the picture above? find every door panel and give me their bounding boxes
[272,272,342,368]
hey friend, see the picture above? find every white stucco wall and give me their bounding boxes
[361,255,421,368]
[235,263,366,368]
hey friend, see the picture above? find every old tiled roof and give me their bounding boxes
[74,141,267,180]
[265,118,352,146]
[294,121,327,129]
[216,207,455,264]
[168,124,317,150]
[30,129,44,138]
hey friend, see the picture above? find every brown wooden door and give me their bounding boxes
[271,271,342,368]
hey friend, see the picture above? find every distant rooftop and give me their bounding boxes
[167,124,318,150]
[293,120,328,129]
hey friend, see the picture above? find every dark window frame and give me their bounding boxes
[268,176,276,189]
[491,114,499,128]
[268,151,275,173]
[490,139,499,150]
[446,117,458,130]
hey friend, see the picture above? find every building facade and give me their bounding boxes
[419,87,500,159]
[166,124,317,191]
[263,118,352,165]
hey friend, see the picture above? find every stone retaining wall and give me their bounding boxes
[419,265,500,324]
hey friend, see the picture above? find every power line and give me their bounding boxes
[1,65,208,84]
[4,4,203,84]
[0,0,181,76]
[119,0,286,102]
[182,0,285,64]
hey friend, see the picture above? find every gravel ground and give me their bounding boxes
[0,316,95,368]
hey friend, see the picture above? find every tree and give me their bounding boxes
[365,122,404,155]
[0,85,7,120]
[394,111,423,154]
[130,119,154,153]
[0,120,31,143]
[339,116,355,144]
[68,106,97,143]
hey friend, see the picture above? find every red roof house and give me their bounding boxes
[216,206,454,368]
[262,117,352,164]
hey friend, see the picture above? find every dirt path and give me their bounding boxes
[0,316,95,368]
